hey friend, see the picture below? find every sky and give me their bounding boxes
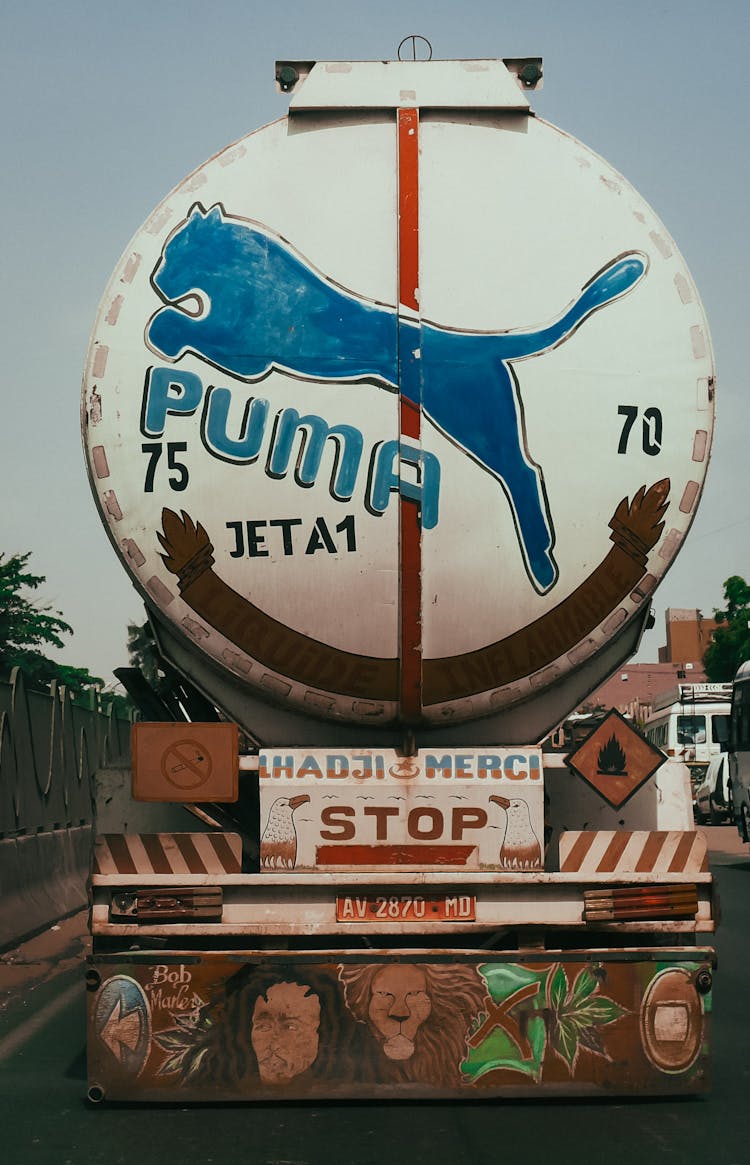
[1,0,749,689]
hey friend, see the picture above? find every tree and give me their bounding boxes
[0,551,102,695]
[126,618,171,694]
[703,575,750,682]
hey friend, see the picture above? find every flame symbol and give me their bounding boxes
[597,734,627,777]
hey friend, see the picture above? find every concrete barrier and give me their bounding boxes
[0,672,132,951]
[0,826,91,950]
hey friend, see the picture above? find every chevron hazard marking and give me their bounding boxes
[559,830,708,874]
[93,832,242,875]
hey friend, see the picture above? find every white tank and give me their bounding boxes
[82,58,714,746]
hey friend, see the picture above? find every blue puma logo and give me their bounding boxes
[147,204,646,593]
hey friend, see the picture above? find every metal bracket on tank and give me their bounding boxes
[274,57,540,110]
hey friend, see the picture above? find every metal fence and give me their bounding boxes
[0,668,133,838]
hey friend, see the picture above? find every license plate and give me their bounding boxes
[336,894,476,922]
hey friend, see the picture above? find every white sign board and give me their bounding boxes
[258,748,544,872]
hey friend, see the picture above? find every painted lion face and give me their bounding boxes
[367,965,432,1061]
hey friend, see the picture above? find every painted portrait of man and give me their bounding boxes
[250,980,321,1085]
[166,965,355,1094]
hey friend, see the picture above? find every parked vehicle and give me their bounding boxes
[644,683,731,793]
[694,754,732,825]
[81,52,717,1103]
[729,661,750,841]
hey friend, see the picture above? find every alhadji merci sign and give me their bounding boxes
[258,749,544,873]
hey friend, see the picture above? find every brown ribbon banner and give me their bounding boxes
[157,479,668,711]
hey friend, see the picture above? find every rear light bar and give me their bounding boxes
[583,883,698,923]
[110,887,223,923]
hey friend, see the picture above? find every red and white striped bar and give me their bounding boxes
[559,831,708,875]
[93,832,242,877]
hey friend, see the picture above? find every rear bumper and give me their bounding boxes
[91,868,716,938]
[86,946,714,1102]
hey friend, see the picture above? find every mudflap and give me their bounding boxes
[86,948,714,1102]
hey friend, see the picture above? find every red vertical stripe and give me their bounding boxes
[398,107,422,722]
[398,108,420,313]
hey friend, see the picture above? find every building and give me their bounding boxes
[583,661,708,721]
[581,608,717,721]
[657,608,719,665]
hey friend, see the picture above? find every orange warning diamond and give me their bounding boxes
[566,709,666,808]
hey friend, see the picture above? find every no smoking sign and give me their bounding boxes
[132,723,238,802]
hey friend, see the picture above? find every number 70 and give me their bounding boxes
[617,406,662,456]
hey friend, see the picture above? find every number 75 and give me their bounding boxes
[141,442,190,492]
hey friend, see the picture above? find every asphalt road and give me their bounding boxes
[1,828,748,1165]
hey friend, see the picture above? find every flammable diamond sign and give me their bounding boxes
[565,710,667,808]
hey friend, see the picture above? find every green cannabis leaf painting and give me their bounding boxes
[461,962,628,1082]
[153,1010,214,1079]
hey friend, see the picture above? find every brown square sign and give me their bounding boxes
[565,709,666,808]
[132,722,239,802]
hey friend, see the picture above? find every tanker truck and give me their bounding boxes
[82,52,717,1102]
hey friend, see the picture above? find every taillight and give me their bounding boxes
[583,883,698,922]
[110,887,223,922]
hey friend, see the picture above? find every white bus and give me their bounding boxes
[644,683,732,791]
[729,662,750,840]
